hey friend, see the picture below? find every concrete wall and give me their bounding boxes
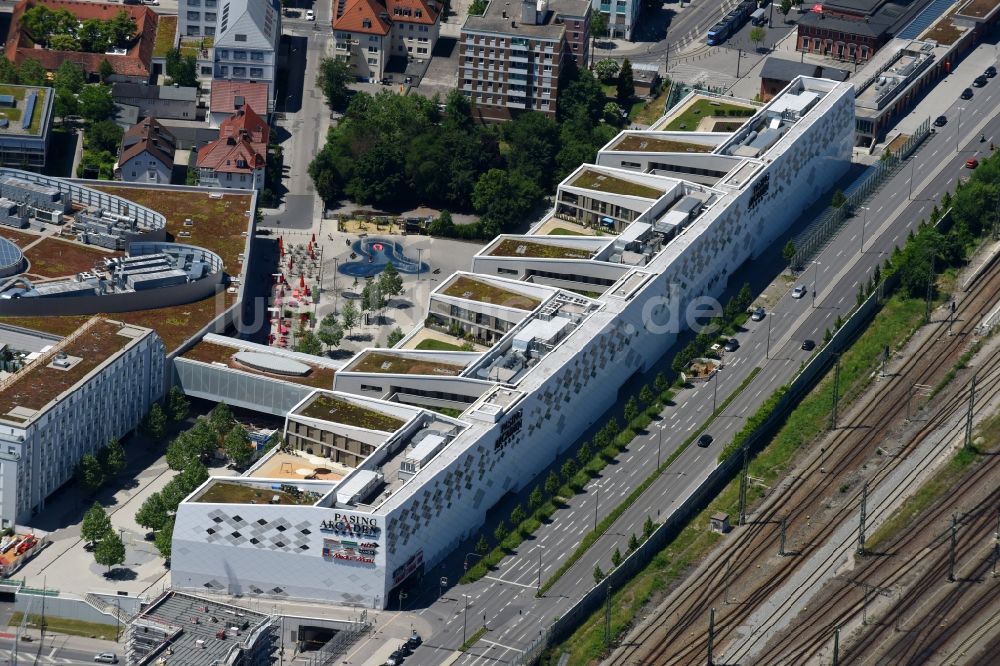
[15,592,119,628]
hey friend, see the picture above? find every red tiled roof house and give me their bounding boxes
[115,117,176,184]
[196,103,269,191]
[332,0,441,82]
[5,0,159,83]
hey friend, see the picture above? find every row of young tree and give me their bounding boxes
[21,6,136,54]
[310,61,619,237]
[294,262,405,355]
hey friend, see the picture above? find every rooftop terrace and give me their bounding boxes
[296,394,406,432]
[609,134,715,153]
[569,169,665,199]
[182,340,337,389]
[0,318,140,421]
[487,238,596,260]
[247,449,349,481]
[442,275,542,311]
[0,85,48,136]
[345,350,467,376]
[192,479,324,505]
[959,0,1000,18]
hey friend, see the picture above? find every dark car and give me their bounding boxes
[961,87,974,99]
[987,66,997,78]
[801,339,816,351]
[406,633,422,648]
[723,338,739,352]
[257,228,273,236]
[751,307,766,321]
[973,75,988,88]
[934,115,947,127]
[697,434,713,448]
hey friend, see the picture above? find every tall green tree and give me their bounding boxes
[209,403,235,438]
[167,386,190,422]
[98,58,114,83]
[750,26,766,50]
[155,517,174,559]
[341,300,359,335]
[54,88,79,122]
[379,262,404,297]
[94,531,126,572]
[594,58,619,83]
[77,454,105,494]
[17,59,47,86]
[295,330,324,355]
[318,314,344,349]
[544,470,560,497]
[317,57,352,112]
[79,84,115,122]
[224,425,254,470]
[617,58,635,103]
[143,403,167,440]
[135,492,169,532]
[81,502,113,547]
[386,326,405,347]
[473,168,543,237]
[102,438,126,477]
[85,119,124,154]
[53,60,86,93]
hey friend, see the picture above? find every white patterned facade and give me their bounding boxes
[170,78,855,607]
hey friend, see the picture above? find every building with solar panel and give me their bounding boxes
[0,237,24,278]
[0,85,53,171]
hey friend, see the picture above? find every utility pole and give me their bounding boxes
[462,594,469,646]
[880,344,889,378]
[536,545,544,594]
[948,513,958,582]
[779,516,787,556]
[736,49,743,78]
[857,481,869,557]
[707,607,716,665]
[964,371,978,449]
[603,585,612,647]
[723,557,733,604]
[738,447,749,526]
[832,627,840,666]
[830,354,842,429]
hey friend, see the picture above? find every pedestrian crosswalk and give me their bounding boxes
[667,63,739,91]
[0,647,87,663]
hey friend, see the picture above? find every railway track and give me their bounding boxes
[604,257,1000,665]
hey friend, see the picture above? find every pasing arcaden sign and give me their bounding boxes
[319,513,381,539]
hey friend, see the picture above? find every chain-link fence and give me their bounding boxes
[791,118,932,271]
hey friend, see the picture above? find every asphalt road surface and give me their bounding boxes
[391,75,1000,666]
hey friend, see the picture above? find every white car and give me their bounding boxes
[142,0,159,5]
[306,9,315,20]
[94,654,119,664]
[791,285,807,299]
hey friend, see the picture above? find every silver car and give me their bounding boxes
[791,285,807,299]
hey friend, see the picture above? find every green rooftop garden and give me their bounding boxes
[442,275,542,311]
[664,98,757,132]
[569,170,665,199]
[489,238,594,260]
[153,15,177,58]
[299,394,406,432]
[195,480,321,505]
[0,85,47,136]
[611,135,714,153]
[349,351,466,376]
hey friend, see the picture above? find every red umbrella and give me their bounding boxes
[311,233,316,245]
[278,236,284,257]
[299,274,305,289]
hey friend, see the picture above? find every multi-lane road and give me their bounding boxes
[389,54,1000,666]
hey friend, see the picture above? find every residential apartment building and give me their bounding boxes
[0,319,165,527]
[332,0,441,83]
[213,0,281,113]
[460,0,590,122]
[179,0,221,38]
[196,103,269,190]
[115,117,177,184]
[591,0,639,41]
[111,83,199,121]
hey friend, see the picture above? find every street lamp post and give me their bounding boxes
[332,257,339,315]
[398,590,407,612]
[536,545,545,594]
[656,423,662,468]
[594,486,599,532]
[860,206,869,253]
[956,106,965,153]
[462,594,470,646]
[908,159,915,200]
[812,260,821,308]
[766,312,773,359]
[713,368,719,413]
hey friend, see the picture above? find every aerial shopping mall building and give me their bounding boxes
[171,77,856,608]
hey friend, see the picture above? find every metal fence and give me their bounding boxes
[299,618,372,666]
[513,272,894,665]
[791,118,931,271]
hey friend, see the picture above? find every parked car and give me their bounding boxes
[791,285,807,299]
[966,158,979,169]
[257,228,273,236]
[94,655,119,664]
[986,65,997,78]
[750,307,766,321]
[406,633,422,648]
[973,75,988,87]
[306,9,315,20]
[801,339,816,351]
[723,338,739,352]
[697,434,713,448]
[934,115,947,127]
[961,87,974,99]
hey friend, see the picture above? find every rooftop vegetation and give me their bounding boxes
[194,480,320,506]
[664,98,756,132]
[612,134,714,153]
[489,238,594,259]
[443,275,542,310]
[0,85,48,136]
[183,341,337,389]
[569,170,665,199]
[23,238,119,278]
[21,6,137,53]
[153,15,176,58]
[299,394,406,432]
[349,351,466,376]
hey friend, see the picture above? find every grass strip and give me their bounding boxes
[10,612,118,640]
[459,626,488,652]
[551,293,930,664]
[865,445,983,552]
[537,368,761,597]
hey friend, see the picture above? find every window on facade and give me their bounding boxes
[368,45,378,53]
[188,0,200,5]
[235,33,247,41]
[187,11,200,20]
[218,49,229,58]
[206,26,215,35]
[206,0,216,6]
[250,67,263,78]
[206,12,216,21]
[220,65,228,75]
[187,26,200,36]
[233,50,247,60]
[233,66,246,76]
[250,50,263,60]
[367,57,377,64]
[417,47,427,54]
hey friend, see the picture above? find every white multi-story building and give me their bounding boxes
[171,77,855,607]
[0,319,165,527]
[592,0,639,41]
[179,0,221,38]
[213,0,281,113]
[332,0,442,83]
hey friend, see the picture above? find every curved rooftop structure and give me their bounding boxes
[0,237,24,278]
[234,351,312,377]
